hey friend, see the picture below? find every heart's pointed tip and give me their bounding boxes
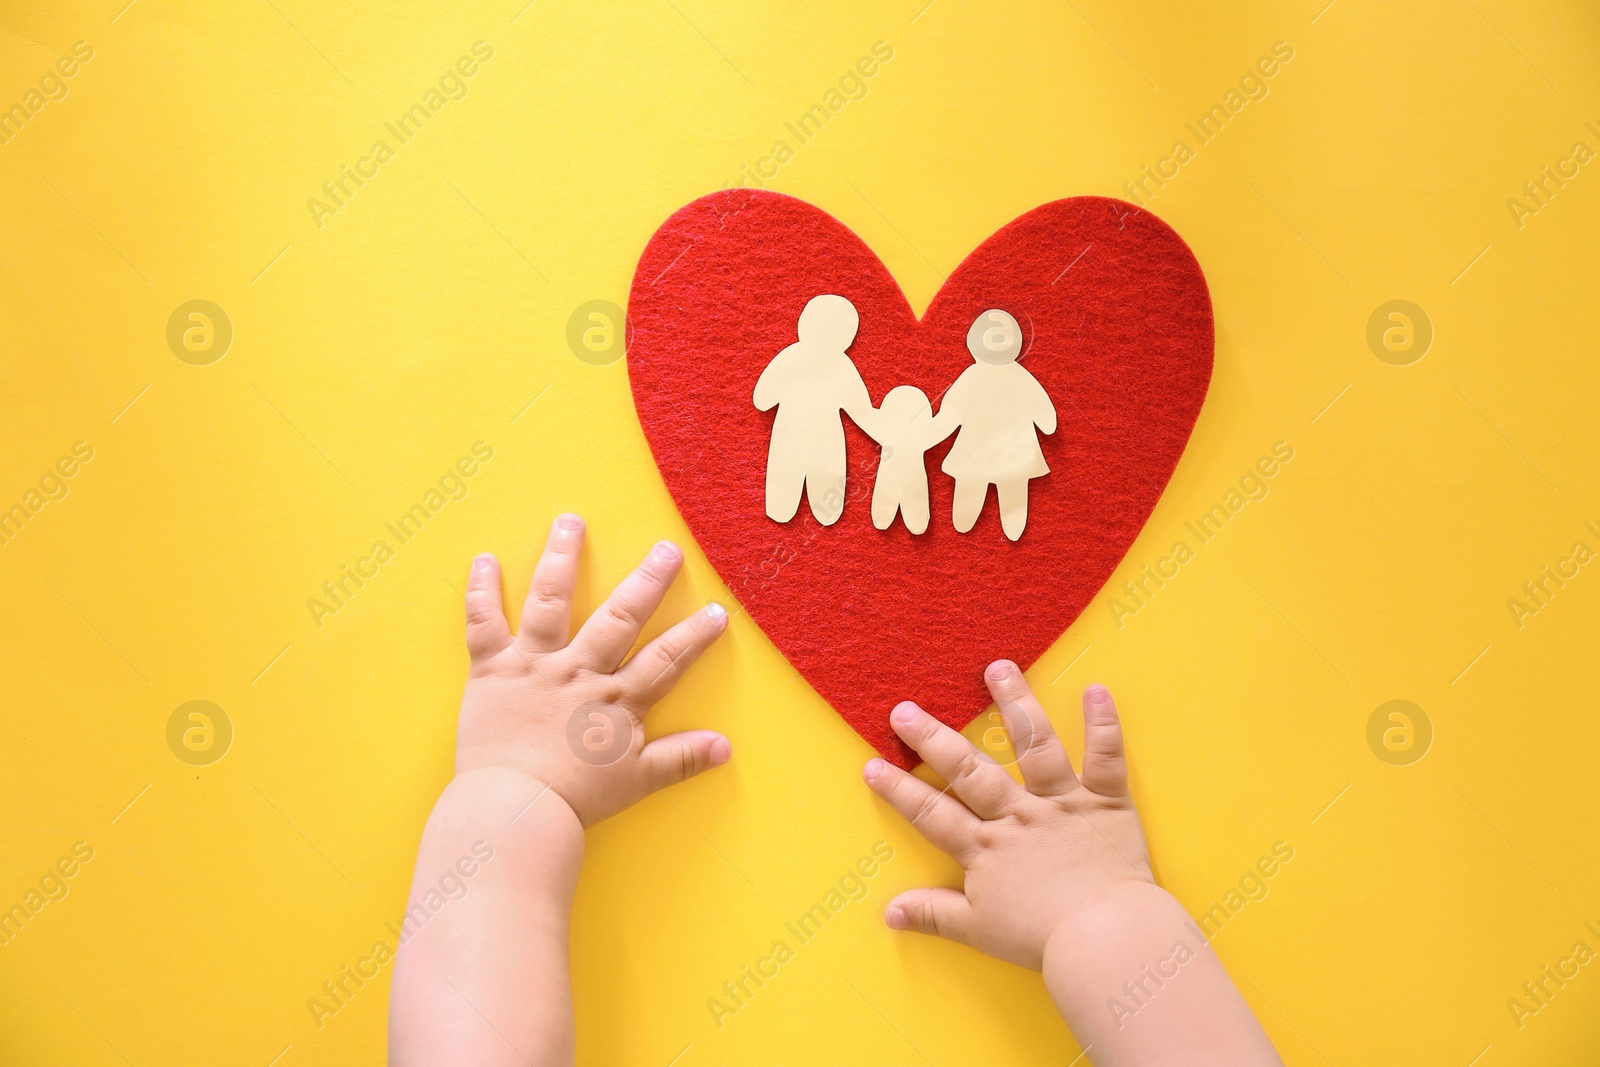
[875,740,921,773]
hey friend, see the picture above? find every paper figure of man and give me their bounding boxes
[753,294,876,526]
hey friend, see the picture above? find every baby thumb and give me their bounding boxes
[640,730,732,791]
[886,888,974,945]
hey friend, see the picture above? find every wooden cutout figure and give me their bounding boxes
[869,386,954,534]
[932,309,1058,540]
[753,294,876,525]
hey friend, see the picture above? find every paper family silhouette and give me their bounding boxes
[754,294,1057,541]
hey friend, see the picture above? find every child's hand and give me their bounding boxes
[454,514,731,827]
[863,660,1153,970]
[850,403,885,445]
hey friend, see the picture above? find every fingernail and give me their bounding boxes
[986,659,1017,681]
[863,757,885,781]
[885,904,907,930]
[890,702,919,727]
[472,554,494,572]
[653,540,682,561]
[705,601,728,623]
[555,513,584,531]
[709,736,732,764]
[1087,685,1110,705]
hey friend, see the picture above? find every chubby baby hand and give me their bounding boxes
[454,514,732,827]
[864,662,1154,970]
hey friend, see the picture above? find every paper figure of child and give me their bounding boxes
[933,308,1057,540]
[867,386,956,534]
[753,294,876,526]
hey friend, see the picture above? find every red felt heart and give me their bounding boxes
[627,190,1212,768]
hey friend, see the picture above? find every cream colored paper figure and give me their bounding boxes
[869,386,954,534]
[753,294,876,525]
[933,309,1057,540]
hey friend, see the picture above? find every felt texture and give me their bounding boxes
[627,190,1213,768]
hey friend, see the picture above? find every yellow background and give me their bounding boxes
[3,0,1598,1063]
